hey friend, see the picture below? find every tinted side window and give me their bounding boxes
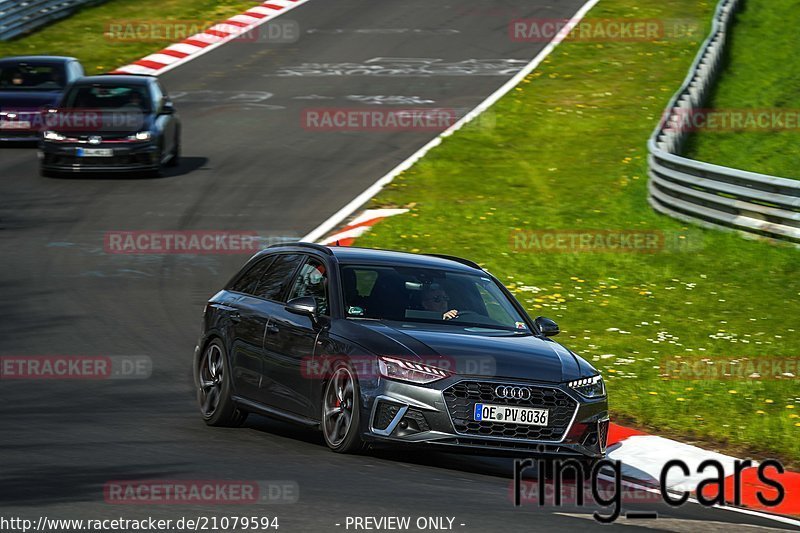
[70,61,84,80]
[254,254,301,302]
[231,257,274,295]
[288,257,329,315]
[150,82,163,110]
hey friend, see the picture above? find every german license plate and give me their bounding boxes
[474,403,549,426]
[0,120,31,129]
[76,148,113,157]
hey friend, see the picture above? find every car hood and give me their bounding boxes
[339,320,594,383]
[0,90,61,111]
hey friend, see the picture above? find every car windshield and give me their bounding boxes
[61,84,152,111]
[0,63,66,91]
[340,264,530,331]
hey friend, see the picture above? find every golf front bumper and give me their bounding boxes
[40,142,160,173]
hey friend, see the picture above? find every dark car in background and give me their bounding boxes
[0,56,84,142]
[39,75,180,177]
[194,244,609,462]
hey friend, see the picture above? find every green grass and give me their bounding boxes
[0,0,262,72]
[2,0,798,465]
[684,0,800,178]
[356,0,800,463]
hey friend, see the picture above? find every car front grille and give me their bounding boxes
[0,129,37,138]
[443,381,577,441]
[44,153,154,167]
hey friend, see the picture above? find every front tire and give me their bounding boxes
[322,362,365,453]
[166,140,180,167]
[196,339,247,427]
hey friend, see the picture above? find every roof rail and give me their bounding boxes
[424,253,482,270]
[267,241,333,255]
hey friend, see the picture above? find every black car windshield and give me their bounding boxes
[61,84,152,111]
[340,264,530,331]
[0,63,66,90]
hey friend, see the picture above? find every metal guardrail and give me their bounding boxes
[0,0,105,41]
[647,0,800,245]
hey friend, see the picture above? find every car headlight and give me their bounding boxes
[568,374,606,398]
[127,131,151,141]
[43,130,67,141]
[378,356,450,384]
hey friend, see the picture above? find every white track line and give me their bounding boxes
[301,0,602,243]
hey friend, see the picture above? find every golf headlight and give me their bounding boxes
[568,374,606,398]
[43,130,66,141]
[378,356,449,384]
[127,131,151,141]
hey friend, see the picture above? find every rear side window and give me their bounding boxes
[254,254,302,302]
[231,257,275,295]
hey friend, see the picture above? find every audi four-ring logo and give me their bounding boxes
[494,386,531,400]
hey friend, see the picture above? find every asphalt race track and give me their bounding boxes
[0,0,795,530]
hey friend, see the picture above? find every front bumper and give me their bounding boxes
[40,141,159,173]
[0,130,40,142]
[360,376,608,458]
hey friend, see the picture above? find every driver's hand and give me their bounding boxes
[443,309,459,320]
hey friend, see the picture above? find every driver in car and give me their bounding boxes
[421,285,459,320]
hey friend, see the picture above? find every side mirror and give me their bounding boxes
[160,100,175,115]
[285,296,317,318]
[534,316,559,337]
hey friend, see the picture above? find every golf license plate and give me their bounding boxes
[474,403,549,426]
[76,148,113,157]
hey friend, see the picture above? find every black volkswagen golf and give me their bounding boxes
[39,75,180,176]
[194,243,609,461]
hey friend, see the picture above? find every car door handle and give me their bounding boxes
[266,324,280,334]
[230,312,241,323]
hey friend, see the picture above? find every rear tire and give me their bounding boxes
[196,339,247,427]
[322,361,365,453]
